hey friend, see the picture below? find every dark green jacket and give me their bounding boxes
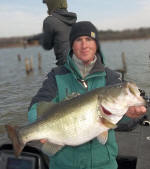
[28,52,121,169]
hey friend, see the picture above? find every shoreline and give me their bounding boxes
[0,37,150,49]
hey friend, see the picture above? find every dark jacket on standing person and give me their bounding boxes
[41,9,77,65]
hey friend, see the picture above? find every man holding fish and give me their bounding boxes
[6,21,146,169]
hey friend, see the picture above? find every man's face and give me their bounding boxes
[72,36,97,65]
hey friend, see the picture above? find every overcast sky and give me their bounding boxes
[1,0,150,37]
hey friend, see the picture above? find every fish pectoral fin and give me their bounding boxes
[97,131,108,144]
[100,118,117,129]
[41,142,64,156]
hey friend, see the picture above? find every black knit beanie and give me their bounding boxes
[69,21,99,48]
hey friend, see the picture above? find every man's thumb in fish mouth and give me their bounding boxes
[40,139,48,144]
[126,105,146,118]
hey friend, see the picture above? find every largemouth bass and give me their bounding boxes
[5,82,145,157]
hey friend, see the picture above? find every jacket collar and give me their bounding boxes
[65,52,105,80]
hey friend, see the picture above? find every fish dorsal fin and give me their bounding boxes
[97,131,108,144]
[64,92,80,101]
[37,101,56,118]
[41,142,64,156]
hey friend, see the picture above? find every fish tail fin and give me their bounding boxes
[5,125,24,157]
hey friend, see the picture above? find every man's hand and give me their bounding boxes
[40,139,48,144]
[126,106,146,118]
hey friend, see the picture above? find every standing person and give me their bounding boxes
[28,21,146,169]
[42,0,77,66]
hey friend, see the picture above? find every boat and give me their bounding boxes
[0,143,49,169]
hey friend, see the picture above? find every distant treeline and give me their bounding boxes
[0,36,38,49]
[99,27,150,40]
[1,27,150,48]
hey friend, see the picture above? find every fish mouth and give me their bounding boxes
[126,82,146,105]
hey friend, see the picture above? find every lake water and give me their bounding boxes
[0,39,150,144]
